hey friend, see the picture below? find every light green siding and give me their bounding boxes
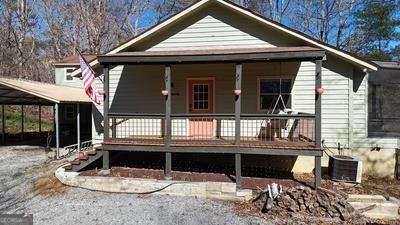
[147,15,273,51]
[54,67,83,88]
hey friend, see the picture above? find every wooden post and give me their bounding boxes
[315,156,321,188]
[21,105,24,140]
[103,65,110,170]
[315,60,322,148]
[38,105,42,133]
[216,119,221,138]
[55,103,60,159]
[77,104,81,152]
[235,63,242,146]
[164,65,172,179]
[111,118,116,138]
[1,105,4,144]
[314,60,322,189]
[235,153,242,189]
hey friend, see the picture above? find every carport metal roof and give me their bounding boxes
[0,77,91,105]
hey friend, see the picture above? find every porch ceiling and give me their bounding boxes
[98,46,325,65]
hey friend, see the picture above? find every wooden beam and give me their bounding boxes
[315,60,322,148]
[103,66,110,170]
[98,51,326,65]
[235,63,242,146]
[102,144,323,157]
[165,65,172,179]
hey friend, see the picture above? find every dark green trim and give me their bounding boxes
[102,144,323,157]
[98,51,325,65]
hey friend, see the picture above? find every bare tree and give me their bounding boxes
[288,0,362,48]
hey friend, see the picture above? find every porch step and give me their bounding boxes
[65,149,103,172]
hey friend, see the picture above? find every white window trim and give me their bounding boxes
[64,67,77,82]
[257,76,294,113]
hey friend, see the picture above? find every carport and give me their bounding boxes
[0,77,92,158]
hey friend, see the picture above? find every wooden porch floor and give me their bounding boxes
[103,137,321,151]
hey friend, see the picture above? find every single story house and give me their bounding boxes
[69,0,399,181]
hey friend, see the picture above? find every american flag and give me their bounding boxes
[78,52,101,105]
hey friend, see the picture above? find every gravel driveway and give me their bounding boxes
[0,146,272,225]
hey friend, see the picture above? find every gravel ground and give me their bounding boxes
[0,146,272,225]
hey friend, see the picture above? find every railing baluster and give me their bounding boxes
[107,113,315,148]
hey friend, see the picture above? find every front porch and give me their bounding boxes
[98,46,325,189]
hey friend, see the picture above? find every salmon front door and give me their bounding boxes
[188,79,215,139]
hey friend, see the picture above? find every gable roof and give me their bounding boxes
[54,55,97,66]
[71,0,377,77]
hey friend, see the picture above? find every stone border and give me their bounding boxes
[348,194,400,220]
[55,167,252,201]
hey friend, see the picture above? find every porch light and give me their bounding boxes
[234,89,242,95]
[316,88,326,95]
[97,89,106,95]
[161,89,169,96]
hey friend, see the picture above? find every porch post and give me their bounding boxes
[111,118,116,138]
[1,105,4,144]
[38,105,42,133]
[235,153,242,189]
[235,63,242,189]
[77,104,81,152]
[315,60,322,148]
[103,65,110,170]
[164,65,172,179]
[315,156,321,188]
[21,105,24,141]
[315,59,322,188]
[235,63,242,146]
[55,103,60,159]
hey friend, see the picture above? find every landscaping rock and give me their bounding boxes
[253,185,364,222]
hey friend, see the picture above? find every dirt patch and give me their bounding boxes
[343,175,400,200]
[30,173,68,197]
[295,174,400,200]
[80,167,305,190]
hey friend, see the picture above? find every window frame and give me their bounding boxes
[257,76,294,113]
[186,77,215,114]
[64,67,77,82]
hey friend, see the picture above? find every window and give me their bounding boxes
[65,105,75,120]
[65,68,76,82]
[193,84,209,110]
[258,78,292,112]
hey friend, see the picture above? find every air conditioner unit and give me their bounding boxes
[328,155,363,183]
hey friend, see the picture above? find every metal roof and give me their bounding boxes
[0,77,91,105]
[373,61,400,70]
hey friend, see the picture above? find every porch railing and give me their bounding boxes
[106,113,316,147]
